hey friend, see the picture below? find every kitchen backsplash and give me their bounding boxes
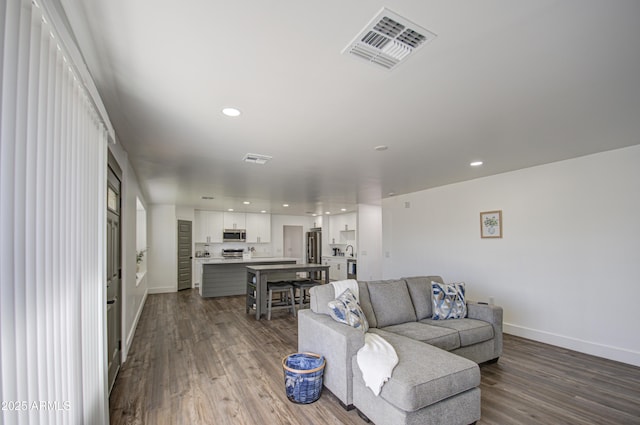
[194,242,273,257]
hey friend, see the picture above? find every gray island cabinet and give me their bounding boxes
[199,258,297,297]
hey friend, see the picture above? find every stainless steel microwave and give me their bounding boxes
[223,229,246,242]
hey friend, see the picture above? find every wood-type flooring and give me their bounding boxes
[109,289,640,425]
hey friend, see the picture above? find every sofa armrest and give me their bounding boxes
[467,302,503,359]
[467,302,502,325]
[298,309,365,407]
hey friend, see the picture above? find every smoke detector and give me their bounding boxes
[342,8,437,70]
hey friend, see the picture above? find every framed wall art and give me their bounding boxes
[480,210,502,238]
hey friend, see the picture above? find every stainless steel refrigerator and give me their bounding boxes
[306,227,322,266]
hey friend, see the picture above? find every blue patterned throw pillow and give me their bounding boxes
[431,281,467,320]
[327,289,369,332]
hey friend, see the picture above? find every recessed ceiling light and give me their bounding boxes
[260,210,267,213]
[243,201,250,205]
[470,161,483,167]
[325,211,331,215]
[222,107,241,117]
[341,208,347,212]
[374,145,388,151]
[282,204,289,207]
[228,208,234,212]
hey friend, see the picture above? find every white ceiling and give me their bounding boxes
[60,0,640,216]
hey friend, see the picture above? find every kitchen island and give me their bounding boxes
[198,257,298,297]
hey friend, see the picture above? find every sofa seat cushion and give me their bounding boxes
[420,318,494,347]
[380,322,461,351]
[355,329,480,412]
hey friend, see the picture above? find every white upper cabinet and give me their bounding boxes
[328,212,357,245]
[223,212,246,229]
[245,213,271,243]
[194,210,224,243]
[195,211,270,243]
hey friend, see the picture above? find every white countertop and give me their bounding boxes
[195,257,299,264]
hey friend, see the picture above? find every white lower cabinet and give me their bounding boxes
[322,256,347,281]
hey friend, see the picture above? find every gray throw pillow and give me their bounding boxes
[367,280,417,327]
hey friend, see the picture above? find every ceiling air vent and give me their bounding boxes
[342,8,437,70]
[242,153,272,165]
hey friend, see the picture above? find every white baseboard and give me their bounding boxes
[122,288,149,362]
[148,286,177,294]
[504,322,640,367]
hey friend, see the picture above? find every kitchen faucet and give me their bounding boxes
[345,245,354,257]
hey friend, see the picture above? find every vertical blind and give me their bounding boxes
[1,0,109,423]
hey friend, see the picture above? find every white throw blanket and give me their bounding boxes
[331,279,359,301]
[356,333,399,396]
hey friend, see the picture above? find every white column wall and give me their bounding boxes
[148,204,178,293]
[356,204,383,281]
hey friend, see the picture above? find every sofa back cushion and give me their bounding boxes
[309,284,335,316]
[404,276,444,320]
[367,280,417,327]
[357,281,377,328]
[310,281,376,324]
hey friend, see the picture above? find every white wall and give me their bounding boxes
[382,145,640,366]
[357,204,383,281]
[148,204,178,293]
[136,207,147,252]
[108,144,149,361]
[271,214,316,259]
[176,206,195,222]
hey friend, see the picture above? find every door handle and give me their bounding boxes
[107,299,116,305]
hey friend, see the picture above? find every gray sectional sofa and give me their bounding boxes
[298,276,503,425]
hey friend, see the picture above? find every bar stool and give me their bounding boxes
[266,281,296,320]
[292,279,320,310]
